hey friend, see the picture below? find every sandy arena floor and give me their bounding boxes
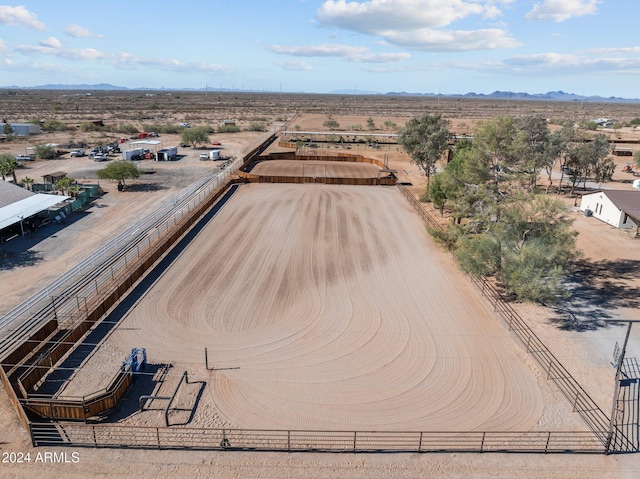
[54,182,570,433]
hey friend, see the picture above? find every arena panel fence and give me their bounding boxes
[29,423,605,453]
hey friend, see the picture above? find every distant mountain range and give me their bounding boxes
[3,84,639,103]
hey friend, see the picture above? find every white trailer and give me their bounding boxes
[122,148,145,161]
[156,146,178,161]
[208,149,221,160]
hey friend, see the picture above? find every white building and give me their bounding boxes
[580,190,640,235]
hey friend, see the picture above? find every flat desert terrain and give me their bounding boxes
[1,92,640,477]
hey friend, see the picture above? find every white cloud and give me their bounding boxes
[525,0,601,22]
[276,60,313,71]
[65,24,103,38]
[384,28,519,51]
[317,0,501,33]
[14,42,232,74]
[316,0,517,51]
[0,38,8,54]
[40,37,61,49]
[269,43,410,62]
[16,44,105,60]
[588,46,640,55]
[0,5,45,30]
[501,52,640,74]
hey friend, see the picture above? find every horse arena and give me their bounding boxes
[1,153,610,452]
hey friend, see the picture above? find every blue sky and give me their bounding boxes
[1,1,639,97]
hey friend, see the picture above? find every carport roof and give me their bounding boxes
[0,194,70,231]
[0,180,34,208]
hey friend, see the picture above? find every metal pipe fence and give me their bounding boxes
[0,159,244,361]
[29,423,605,453]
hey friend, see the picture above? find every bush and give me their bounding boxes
[34,143,56,159]
[79,121,103,132]
[113,123,139,135]
[217,124,241,133]
[248,121,267,132]
[42,119,68,132]
[142,123,182,134]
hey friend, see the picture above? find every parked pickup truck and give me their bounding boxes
[16,154,34,161]
[70,149,85,157]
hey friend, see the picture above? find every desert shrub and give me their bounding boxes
[34,143,56,159]
[42,119,68,131]
[217,124,241,133]
[142,124,182,134]
[247,121,267,132]
[79,121,103,132]
[112,123,139,135]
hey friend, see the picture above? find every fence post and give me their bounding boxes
[545,432,551,453]
[418,432,423,453]
[481,432,486,452]
[93,425,97,446]
[353,431,357,452]
[287,430,291,452]
[157,427,161,449]
[205,347,209,370]
[573,391,580,412]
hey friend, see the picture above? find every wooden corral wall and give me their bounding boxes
[263,151,387,169]
[239,174,395,186]
[21,369,133,421]
[1,319,58,370]
[241,151,395,185]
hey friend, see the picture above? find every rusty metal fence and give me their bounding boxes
[29,423,605,453]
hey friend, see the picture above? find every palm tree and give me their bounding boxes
[20,176,34,191]
[0,153,20,183]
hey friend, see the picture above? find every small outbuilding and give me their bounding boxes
[580,190,640,236]
[42,171,67,185]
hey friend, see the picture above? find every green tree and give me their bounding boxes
[398,114,450,188]
[97,160,140,191]
[471,116,518,189]
[0,153,20,183]
[34,143,56,159]
[634,150,640,170]
[454,194,579,303]
[181,126,210,147]
[323,119,340,130]
[3,123,14,135]
[367,117,375,130]
[513,117,550,192]
[20,176,34,191]
[54,177,74,195]
[543,123,573,193]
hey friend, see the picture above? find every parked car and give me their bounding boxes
[70,149,85,157]
[16,154,34,161]
[93,153,108,162]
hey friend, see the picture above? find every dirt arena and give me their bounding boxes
[55,178,574,433]
[250,159,382,179]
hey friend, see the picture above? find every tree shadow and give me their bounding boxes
[548,259,640,331]
[0,248,43,270]
[122,182,166,193]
